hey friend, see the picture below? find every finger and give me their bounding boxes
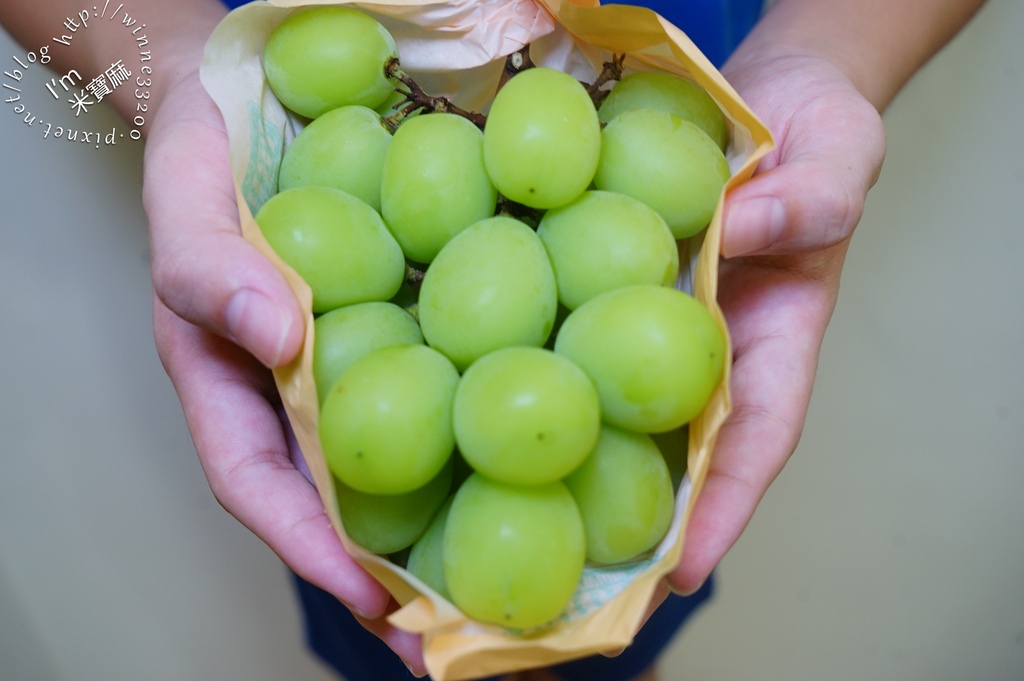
[154,299,390,619]
[721,76,886,258]
[355,600,427,677]
[143,84,303,369]
[668,255,840,594]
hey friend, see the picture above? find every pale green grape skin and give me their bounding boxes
[336,459,452,555]
[418,217,557,371]
[254,186,405,313]
[406,496,454,600]
[319,344,458,495]
[443,474,585,629]
[380,113,497,263]
[650,425,688,490]
[564,424,674,564]
[599,71,729,151]
[554,285,726,433]
[594,108,730,239]
[453,347,600,485]
[537,190,680,310]
[279,106,392,212]
[312,302,422,405]
[483,67,601,209]
[263,6,398,118]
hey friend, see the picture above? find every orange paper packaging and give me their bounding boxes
[200,1,773,678]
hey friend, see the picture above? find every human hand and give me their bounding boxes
[666,50,887,594]
[142,56,428,674]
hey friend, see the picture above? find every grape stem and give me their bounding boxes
[405,262,426,288]
[496,46,536,92]
[585,53,626,106]
[384,57,488,130]
[496,195,544,228]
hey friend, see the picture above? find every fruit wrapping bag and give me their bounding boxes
[200,1,773,677]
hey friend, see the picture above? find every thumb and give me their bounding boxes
[143,112,304,369]
[719,79,886,259]
[721,155,872,259]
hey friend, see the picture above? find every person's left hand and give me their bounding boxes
[666,48,886,596]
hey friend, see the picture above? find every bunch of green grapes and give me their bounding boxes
[257,5,731,632]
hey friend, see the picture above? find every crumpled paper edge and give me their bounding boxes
[200,1,774,678]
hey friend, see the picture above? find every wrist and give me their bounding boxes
[729,0,986,112]
[113,4,227,128]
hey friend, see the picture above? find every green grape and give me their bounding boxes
[594,108,730,239]
[564,424,675,564]
[320,344,458,495]
[453,347,600,485]
[406,496,454,600]
[554,285,726,433]
[254,186,405,313]
[263,6,398,118]
[483,67,601,209]
[443,474,585,629]
[650,425,688,490]
[278,106,392,212]
[599,71,729,151]
[380,113,497,263]
[312,302,423,404]
[537,190,680,310]
[542,302,573,351]
[418,216,557,371]
[336,459,452,555]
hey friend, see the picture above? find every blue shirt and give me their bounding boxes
[612,0,762,66]
[221,0,762,66]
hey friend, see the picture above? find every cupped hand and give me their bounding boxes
[142,63,428,674]
[667,51,887,594]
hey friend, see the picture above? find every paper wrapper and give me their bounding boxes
[201,1,773,678]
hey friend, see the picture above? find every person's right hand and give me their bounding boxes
[142,39,429,676]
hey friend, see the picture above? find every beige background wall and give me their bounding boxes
[2,1,1022,679]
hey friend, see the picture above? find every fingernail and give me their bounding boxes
[668,580,701,597]
[225,288,293,367]
[723,196,785,257]
[340,597,376,621]
[404,663,427,678]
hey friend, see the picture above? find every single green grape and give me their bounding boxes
[483,67,601,209]
[650,425,688,490]
[278,106,392,212]
[537,190,680,310]
[453,347,600,485]
[312,302,423,404]
[320,344,458,495]
[554,285,726,433]
[443,474,585,629]
[594,108,730,239]
[599,71,729,151]
[380,113,497,263]
[564,424,675,564]
[406,496,454,600]
[336,459,452,555]
[263,6,398,118]
[418,216,557,371]
[254,186,405,313]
